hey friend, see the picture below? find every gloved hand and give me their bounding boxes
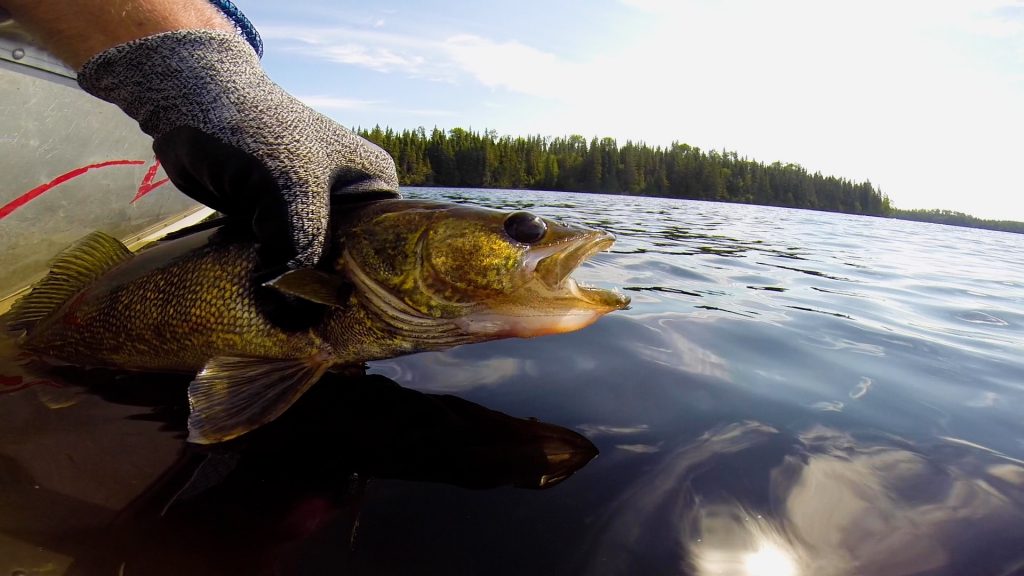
[77,29,400,269]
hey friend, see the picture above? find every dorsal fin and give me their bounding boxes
[5,231,132,334]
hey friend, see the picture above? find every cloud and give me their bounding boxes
[261,24,590,99]
[255,3,1024,219]
[260,25,455,78]
[578,424,651,437]
[966,2,1024,41]
[580,422,1024,576]
[387,108,458,118]
[441,34,581,100]
[616,443,662,453]
[296,95,380,110]
[320,45,424,73]
[296,94,456,119]
[371,352,535,393]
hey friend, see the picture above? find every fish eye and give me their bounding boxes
[503,211,547,244]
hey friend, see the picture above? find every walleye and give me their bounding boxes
[4,199,629,443]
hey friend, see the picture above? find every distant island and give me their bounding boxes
[358,126,1024,235]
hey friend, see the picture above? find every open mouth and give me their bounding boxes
[532,231,630,311]
[454,230,629,338]
[535,232,614,286]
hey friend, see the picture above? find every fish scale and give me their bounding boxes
[4,199,628,443]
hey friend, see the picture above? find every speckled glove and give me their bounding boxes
[77,29,400,269]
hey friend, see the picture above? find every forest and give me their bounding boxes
[889,209,1024,234]
[357,126,1021,233]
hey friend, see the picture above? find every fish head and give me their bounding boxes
[335,199,630,339]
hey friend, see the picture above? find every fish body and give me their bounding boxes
[6,199,628,442]
[20,231,322,371]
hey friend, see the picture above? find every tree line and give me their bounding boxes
[357,126,1020,233]
[890,209,1024,234]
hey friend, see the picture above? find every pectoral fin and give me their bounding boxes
[187,355,331,444]
[263,269,352,307]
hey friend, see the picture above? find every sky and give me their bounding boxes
[236,0,1024,220]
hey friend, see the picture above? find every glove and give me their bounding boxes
[77,29,400,269]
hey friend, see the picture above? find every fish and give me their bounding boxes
[3,199,629,443]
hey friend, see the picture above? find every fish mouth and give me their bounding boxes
[456,231,630,338]
[532,231,627,308]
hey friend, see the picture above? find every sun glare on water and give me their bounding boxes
[743,542,798,576]
[690,505,803,576]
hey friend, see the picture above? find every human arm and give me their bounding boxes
[0,0,234,70]
[0,0,400,270]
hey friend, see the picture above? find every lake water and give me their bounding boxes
[2,187,1023,575]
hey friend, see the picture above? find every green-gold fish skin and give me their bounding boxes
[6,199,629,442]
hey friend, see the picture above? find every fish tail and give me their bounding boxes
[4,231,132,336]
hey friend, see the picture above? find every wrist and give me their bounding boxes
[2,0,236,70]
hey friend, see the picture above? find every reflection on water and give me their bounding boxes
[585,420,1024,576]
[0,365,596,575]
[3,187,1024,575]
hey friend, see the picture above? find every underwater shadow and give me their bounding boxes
[1,370,598,576]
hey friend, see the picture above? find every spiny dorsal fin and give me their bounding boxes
[187,354,331,444]
[5,231,132,334]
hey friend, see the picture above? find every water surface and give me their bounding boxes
[2,188,1023,575]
